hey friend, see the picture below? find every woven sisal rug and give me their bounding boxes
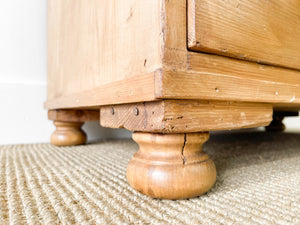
[0,131,300,224]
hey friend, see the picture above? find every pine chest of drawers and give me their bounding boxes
[46,0,300,199]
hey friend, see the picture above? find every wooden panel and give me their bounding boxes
[48,109,99,122]
[47,0,163,100]
[100,100,272,133]
[156,52,300,105]
[188,0,300,70]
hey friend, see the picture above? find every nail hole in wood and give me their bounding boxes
[133,107,139,116]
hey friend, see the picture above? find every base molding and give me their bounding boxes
[101,100,272,133]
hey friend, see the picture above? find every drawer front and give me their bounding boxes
[188,0,300,70]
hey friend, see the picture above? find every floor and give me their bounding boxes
[0,130,300,224]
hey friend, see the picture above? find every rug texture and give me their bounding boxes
[0,131,300,225]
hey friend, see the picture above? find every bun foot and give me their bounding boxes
[127,132,216,200]
[265,115,285,132]
[51,121,87,146]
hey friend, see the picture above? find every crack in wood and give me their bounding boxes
[181,134,187,165]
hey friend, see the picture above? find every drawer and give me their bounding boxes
[188,0,300,70]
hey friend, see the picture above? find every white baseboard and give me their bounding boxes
[284,117,300,132]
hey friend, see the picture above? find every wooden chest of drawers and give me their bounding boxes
[46,0,300,199]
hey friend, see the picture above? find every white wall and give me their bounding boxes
[0,0,131,145]
[0,1,299,145]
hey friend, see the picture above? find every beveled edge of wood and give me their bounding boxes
[155,67,300,105]
[187,0,197,49]
[44,72,158,110]
[48,109,100,122]
[44,62,300,111]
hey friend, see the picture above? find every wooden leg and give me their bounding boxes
[48,109,100,146]
[101,100,272,199]
[51,121,87,146]
[265,111,299,132]
[127,132,216,200]
[265,115,285,132]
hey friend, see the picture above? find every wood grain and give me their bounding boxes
[127,132,216,199]
[162,0,188,70]
[48,109,99,122]
[100,100,272,133]
[157,52,300,105]
[47,0,163,100]
[45,73,157,109]
[51,121,86,146]
[188,0,300,70]
[45,0,300,113]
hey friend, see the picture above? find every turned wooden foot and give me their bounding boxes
[265,114,285,132]
[101,100,273,199]
[127,132,216,200]
[51,121,87,146]
[48,109,100,146]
